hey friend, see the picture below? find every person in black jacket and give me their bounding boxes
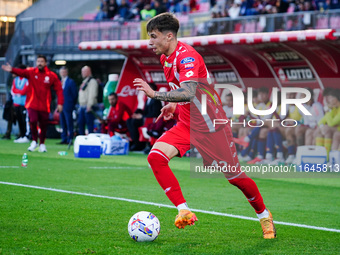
[1,95,15,140]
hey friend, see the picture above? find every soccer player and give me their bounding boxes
[133,13,276,239]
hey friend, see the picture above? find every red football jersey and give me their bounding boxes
[160,41,226,133]
[11,66,63,113]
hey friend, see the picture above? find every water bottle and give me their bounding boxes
[103,74,119,110]
[22,153,28,167]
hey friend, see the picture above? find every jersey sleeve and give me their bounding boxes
[11,67,31,79]
[176,52,201,84]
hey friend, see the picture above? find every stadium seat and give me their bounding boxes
[316,17,328,29]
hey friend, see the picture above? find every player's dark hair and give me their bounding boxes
[37,55,47,62]
[109,92,118,98]
[146,12,179,36]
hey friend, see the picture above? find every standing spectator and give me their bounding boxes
[128,0,145,20]
[239,0,254,16]
[189,0,197,12]
[228,0,242,19]
[107,0,119,19]
[118,0,131,20]
[1,55,64,152]
[78,66,98,135]
[330,0,340,9]
[101,92,132,136]
[96,0,108,20]
[276,0,289,13]
[141,4,157,20]
[1,94,15,140]
[11,64,30,143]
[154,0,167,15]
[58,67,78,145]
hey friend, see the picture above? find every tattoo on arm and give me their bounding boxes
[153,81,197,102]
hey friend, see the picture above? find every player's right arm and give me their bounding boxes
[1,63,12,73]
[2,63,31,79]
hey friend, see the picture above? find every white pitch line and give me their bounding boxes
[89,166,146,169]
[1,181,340,234]
[0,166,20,168]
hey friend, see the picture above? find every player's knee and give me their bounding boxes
[147,149,169,167]
[147,152,157,166]
[228,172,248,186]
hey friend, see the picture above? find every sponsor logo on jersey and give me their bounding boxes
[185,70,194,77]
[180,57,195,64]
[164,61,172,67]
[184,63,194,69]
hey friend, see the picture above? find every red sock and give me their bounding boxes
[148,149,186,207]
[228,172,266,214]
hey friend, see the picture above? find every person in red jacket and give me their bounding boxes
[101,92,132,136]
[2,55,64,152]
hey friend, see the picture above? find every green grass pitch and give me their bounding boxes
[0,138,339,254]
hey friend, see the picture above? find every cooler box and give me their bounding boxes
[329,150,340,168]
[102,135,129,155]
[74,135,101,158]
[295,146,327,170]
[88,133,110,154]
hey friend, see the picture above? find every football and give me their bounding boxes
[128,211,161,242]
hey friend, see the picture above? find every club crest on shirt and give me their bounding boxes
[180,57,195,64]
[44,76,50,83]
